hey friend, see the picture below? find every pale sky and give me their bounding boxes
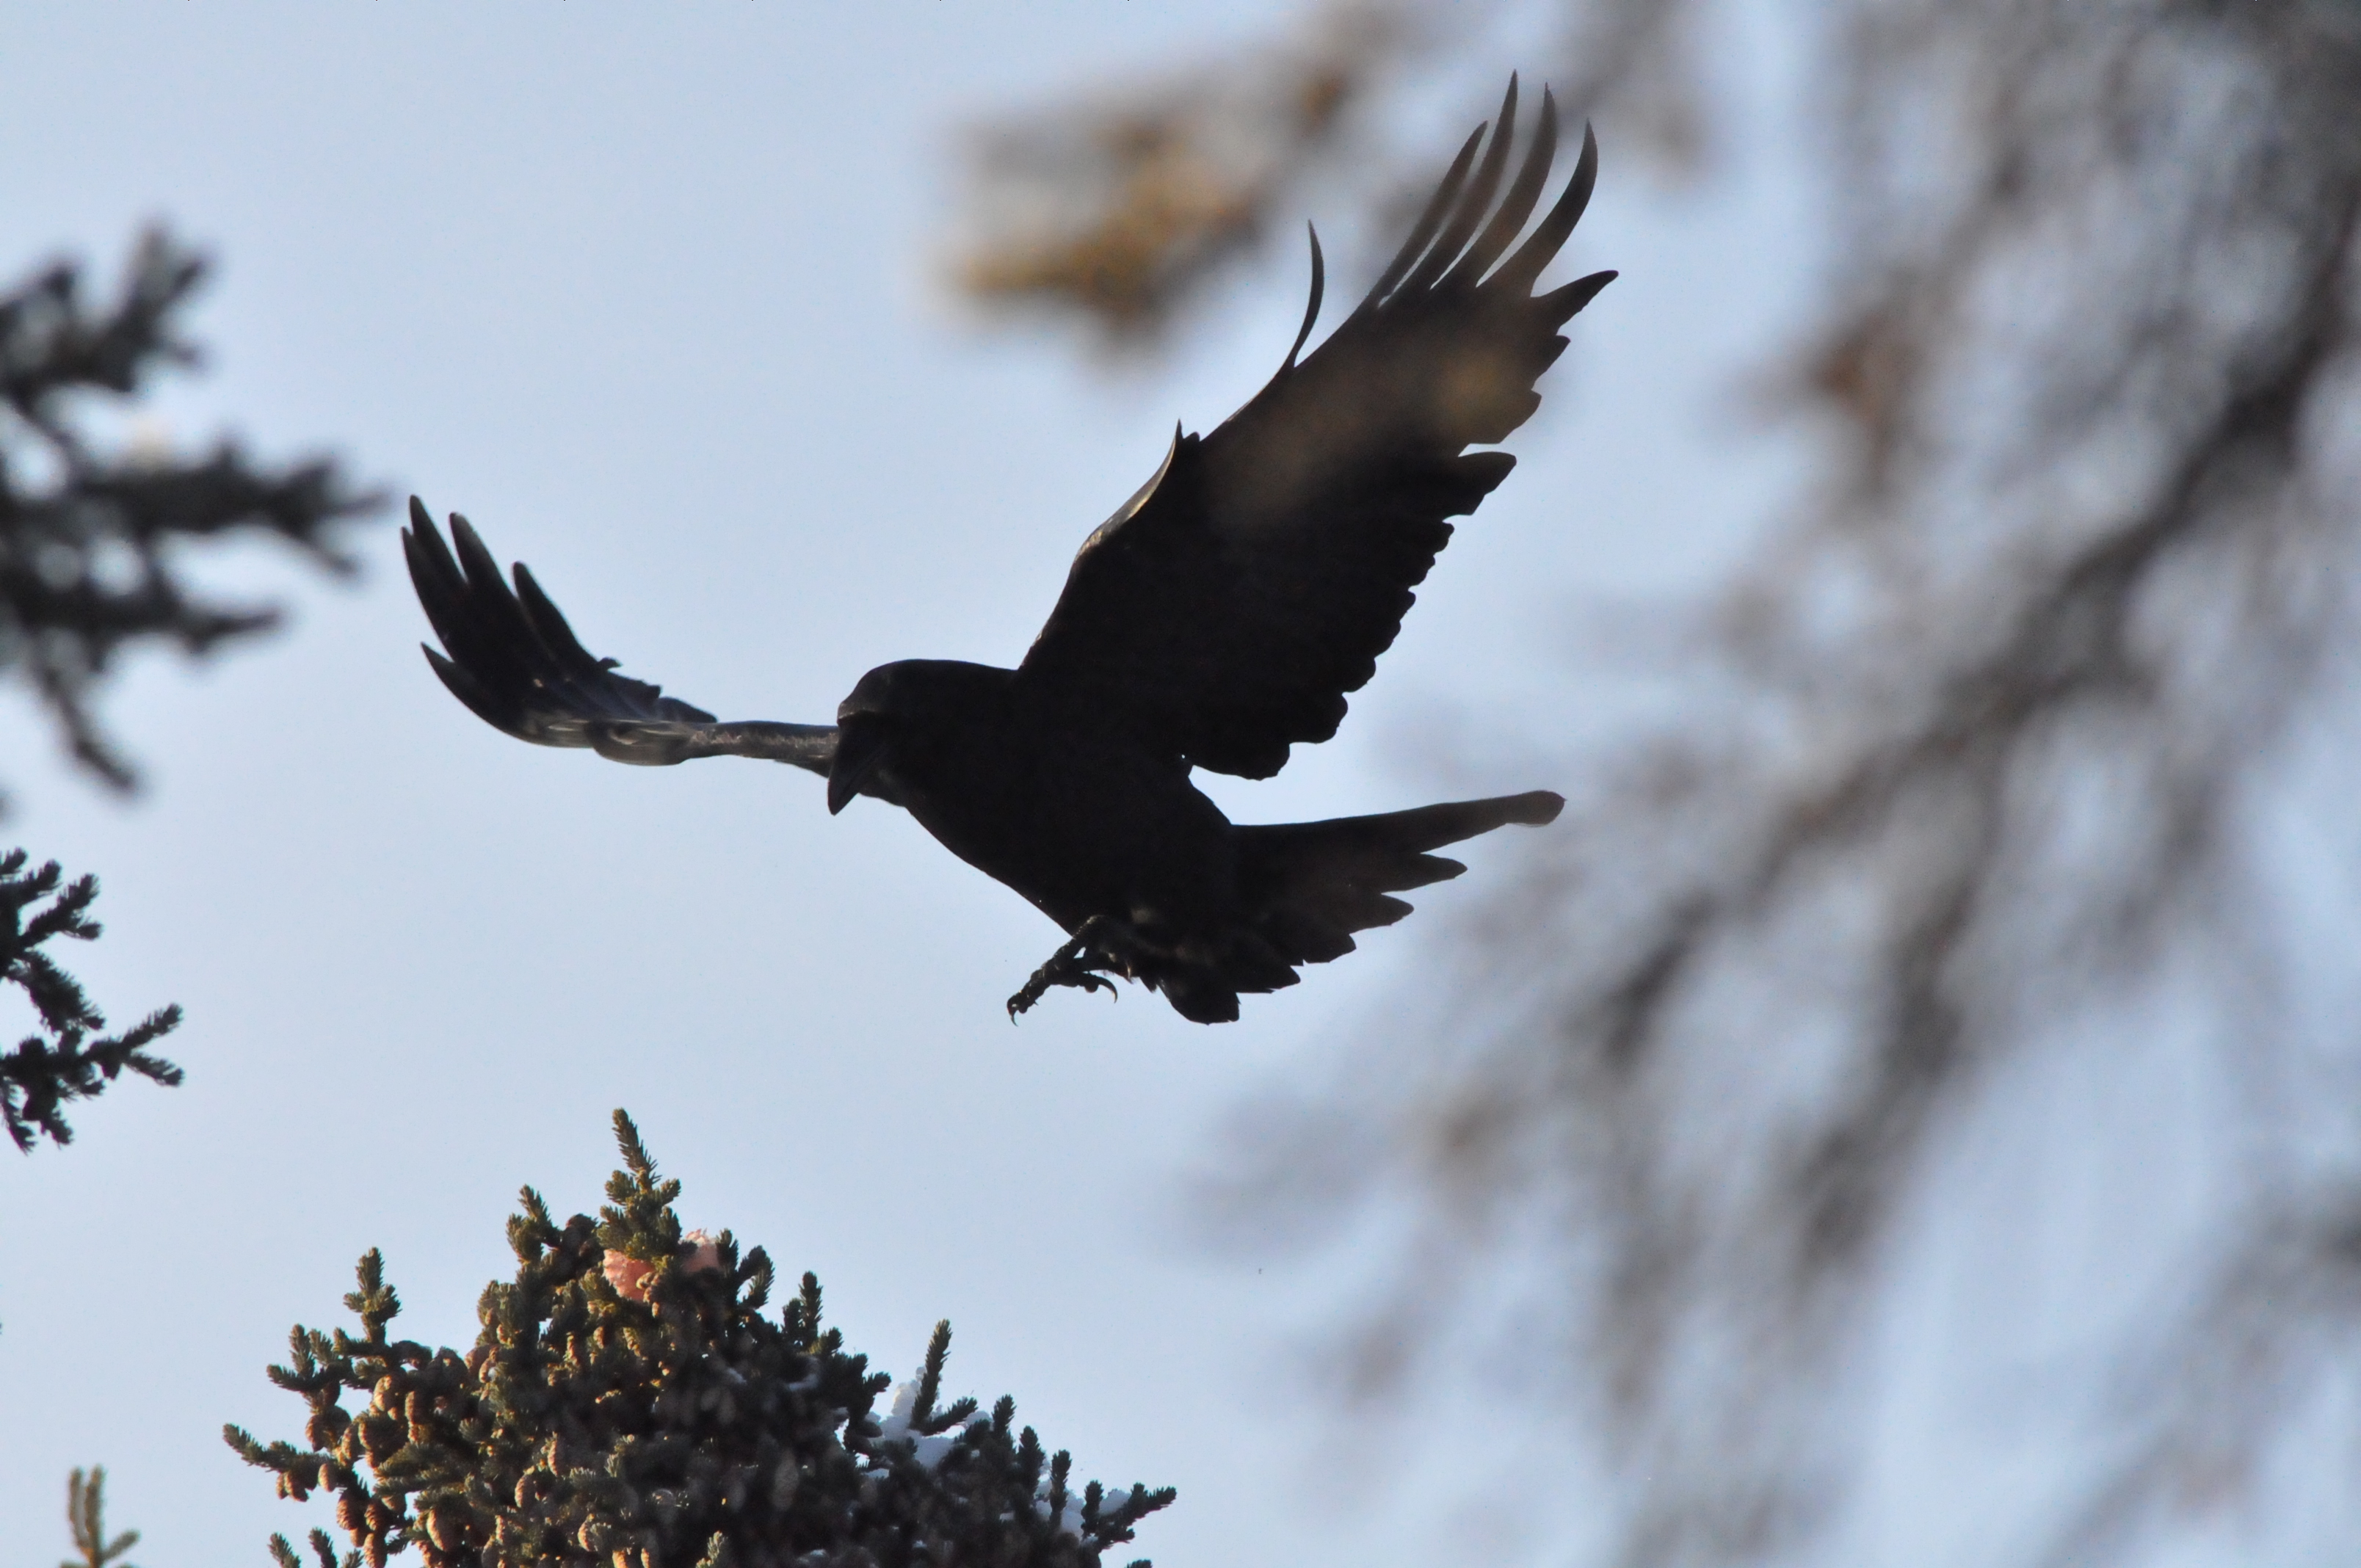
[0,6,1813,1566]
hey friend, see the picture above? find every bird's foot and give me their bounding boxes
[1007,920,1128,1021]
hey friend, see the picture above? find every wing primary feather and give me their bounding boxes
[1400,76,1519,297]
[405,496,443,566]
[421,644,518,736]
[1495,120,1600,292]
[402,504,473,651]
[407,519,523,704]
[1356,122,1486,314]
[1539,268,1619,324]
[405,512,465,612]
[448,515,563,688]
[1454,86,1559,288]
[1280,223,1326,373]
[448,516,525,629]
[512,563,605,675]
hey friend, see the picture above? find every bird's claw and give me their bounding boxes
[1007,927,1125,1021]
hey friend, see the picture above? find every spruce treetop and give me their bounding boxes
[229,1110,1174,1568]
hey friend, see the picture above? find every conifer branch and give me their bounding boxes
[62,1467,139,1568]
[1,849,181,1151]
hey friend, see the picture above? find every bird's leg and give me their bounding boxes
[1007,915,1132,1020]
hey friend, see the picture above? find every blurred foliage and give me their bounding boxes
[228,1111,1174,1568]
[1,848,179,1152]
[951,2,1408,343]
[0,227,379,791]
[63,1467,143,1568]
[949,0,1699,347]
[954,0,2361,1563]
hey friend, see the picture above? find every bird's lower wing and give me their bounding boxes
[403,498,837,777]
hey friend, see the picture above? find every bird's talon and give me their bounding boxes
[1007,932,1123,1020]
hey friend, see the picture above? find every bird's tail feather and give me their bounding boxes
[1125,789,1560,1023]
[1235,789,1563,965]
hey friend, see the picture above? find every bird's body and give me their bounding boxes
[837,658,1230,937]
[827,656,1560,1020]
[405,79,1610,1023]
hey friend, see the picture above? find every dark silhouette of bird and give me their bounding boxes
[405,78,1611,1023]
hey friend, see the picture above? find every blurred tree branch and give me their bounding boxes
[954,0,2361,1561]
[1,227,380,792]
[948,0,1703,349]
[949,1,1417,346]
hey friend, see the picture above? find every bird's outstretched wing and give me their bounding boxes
[403,498,837,774]
[1016,78,1614,779]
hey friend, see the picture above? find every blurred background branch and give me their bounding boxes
[952,0,2361,1561]
[0,228,380,793]
[949,1,1421,347]
[947,0,1710,352]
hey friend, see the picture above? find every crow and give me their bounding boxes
[405,77,1611,1024]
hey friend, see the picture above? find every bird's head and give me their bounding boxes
[830,659,1012,814]
[829,659,1013,813]
[828,664,907,815]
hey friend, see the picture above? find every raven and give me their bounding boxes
[405,78,1611,1024]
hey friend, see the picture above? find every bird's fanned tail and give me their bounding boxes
[1008,790,1564,1024]
[1210,788,1563,1000]
[1236,787,1564,959]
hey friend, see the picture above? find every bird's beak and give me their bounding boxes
[827,716,891,815]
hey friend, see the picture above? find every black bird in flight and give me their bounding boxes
[405,78,1611,1024]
